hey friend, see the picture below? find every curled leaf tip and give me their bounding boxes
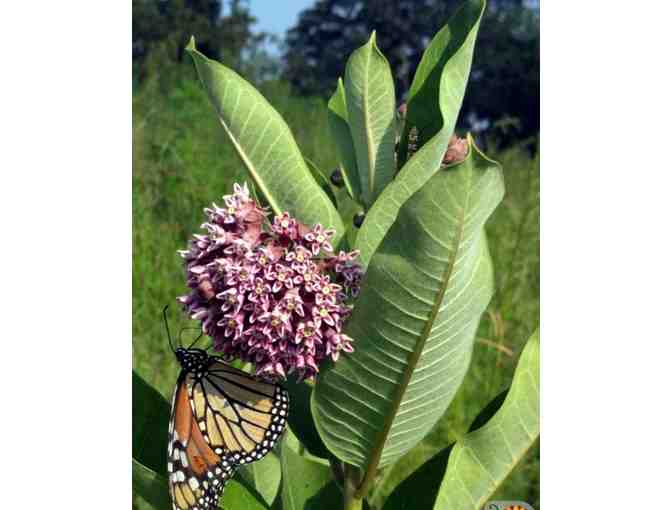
[185,35,197,52]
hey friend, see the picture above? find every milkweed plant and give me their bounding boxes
[132,1,540,509]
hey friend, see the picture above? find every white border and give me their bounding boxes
[1,2,131,508]
[543,1,672,508]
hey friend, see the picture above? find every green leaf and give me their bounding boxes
[434,328,540,510]
[344,31,397,207]
[186,37,344,243]
[221,481,271,510]
[133,370,170,474]
[399,0,485,166]
[381,389,509,510]
[280,431,342,510]
[133,458,171,509]
[327,77,361,201]
[238,453,282,507]
[312,143,504,482]
[305,156,338,208]
[284,377,333,459]
[355,0,486,268]
[467,389,509,433]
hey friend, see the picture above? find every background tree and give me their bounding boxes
[133,0,263,81]
[283,0,539,146]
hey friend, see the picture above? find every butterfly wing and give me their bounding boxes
[187,360,289,465]
[168,376,236,510]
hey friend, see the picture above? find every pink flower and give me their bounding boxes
[177,184,363,381]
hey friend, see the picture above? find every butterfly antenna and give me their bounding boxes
[163,305,176,353]
[181,326,205,350]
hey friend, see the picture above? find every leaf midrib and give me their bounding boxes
[362,42,376,199]
[356,167,474,497]
[218,117,282,217]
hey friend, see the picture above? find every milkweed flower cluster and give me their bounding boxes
[178,183,362,381]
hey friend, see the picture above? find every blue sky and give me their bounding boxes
[240,0,315,38]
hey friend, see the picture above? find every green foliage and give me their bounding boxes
[343,32,397,207]
[312,139,504,474]
[238,453,282,507]
[283,0,539,147]
[132,2,539,508]
[327,78,361,202]
[186,37,344,245]
[355,0,485,267]
[284,378,333,460]
[381,329,538,510]
[435,329,539,509]
[280,430,342,510]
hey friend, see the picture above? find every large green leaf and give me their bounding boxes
[133,370,170,474]
[133,458,171,509]
[312,143,504,485]
[381,390,508,510]
[284,377,332,459]
[280,431,342,510]
[327,78,361,201]
[355,0,486,268]
[434,328,540,510]
[344,32,397,207]
[221,481,269,510]
[398,0,485,167]
[186,37,344,243]
[238,453,282,507]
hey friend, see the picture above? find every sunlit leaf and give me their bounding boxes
[355,0,486,268]
[280,431,342,510]
[434,328,540,509]
[344,32,397,207]
[381,389,508,510]
[186,37,344,243]
[238,453,282,507]
[313,141,504,479]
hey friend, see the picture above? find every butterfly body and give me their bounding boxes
[167,346,288,510]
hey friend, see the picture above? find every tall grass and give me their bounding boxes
[132,66,539,508]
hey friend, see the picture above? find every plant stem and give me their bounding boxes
[343,464,363,510]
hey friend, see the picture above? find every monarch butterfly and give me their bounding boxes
[164,307,289,510]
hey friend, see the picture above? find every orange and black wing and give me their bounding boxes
[168,377,236,510]
[186,360,288,465]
